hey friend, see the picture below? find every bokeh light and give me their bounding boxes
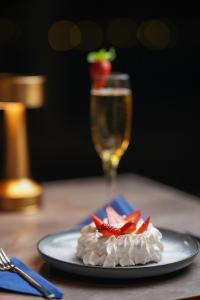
[137,19,172,50]
[77,20,103,51]
[48,20,81,51]
[106,18,137,48]
[0,18,20,46]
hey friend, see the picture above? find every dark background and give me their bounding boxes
[0,2,200,196]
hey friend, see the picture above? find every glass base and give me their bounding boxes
[0,178,42,213]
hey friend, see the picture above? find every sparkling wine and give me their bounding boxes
[90,88,132,166]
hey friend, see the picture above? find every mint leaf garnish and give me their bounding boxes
[87,48,116,63]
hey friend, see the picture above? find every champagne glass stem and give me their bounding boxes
[103,160,118,201]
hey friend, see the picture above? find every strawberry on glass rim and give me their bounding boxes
[87,48,116,90]
[92,206,150,238]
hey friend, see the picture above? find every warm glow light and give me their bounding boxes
[106,18,138,48]
[137,19,171,50]
[48,20,81,51]
[77,20,103,50]
[0,179,42,198]
[0,102,23,110]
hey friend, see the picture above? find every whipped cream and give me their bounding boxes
[76,220,164,267]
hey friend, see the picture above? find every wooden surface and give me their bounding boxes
[1,173,200,300]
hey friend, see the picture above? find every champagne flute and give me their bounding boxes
[90,73,132,199]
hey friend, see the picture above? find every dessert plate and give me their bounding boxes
[37,228,199,279]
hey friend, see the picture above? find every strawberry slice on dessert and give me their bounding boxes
[119,221,136,234]
[92,215,103,230]
[125,210,142,225]
[106,206,124,225]
[87,48,116,89]
[136,216,150,234]
[100,223,121,237]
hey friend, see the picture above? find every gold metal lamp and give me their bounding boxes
[0,74,45,213]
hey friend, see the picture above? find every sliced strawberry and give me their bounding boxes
[90,61,111,79]
[100,223,121,237]
[106,206,124,225]
[92,215,103,230]
[93,78,107,90]
[120,221,136,234]
[90,61,111,89]
[125,210,142,225]
[136,216,150,234]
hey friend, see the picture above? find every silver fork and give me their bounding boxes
[0,248,56,299]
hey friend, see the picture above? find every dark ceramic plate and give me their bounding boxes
[37,228,199,278]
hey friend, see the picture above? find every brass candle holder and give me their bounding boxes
[0,74,45,213]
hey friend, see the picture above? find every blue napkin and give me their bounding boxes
[78,195,135,226]
[0,257,63,298]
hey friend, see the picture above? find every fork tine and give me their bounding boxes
[0,249,10,269]
[0,259,4,270]
[0,253,4,266]
[0,248,11,264]
[0,252,7,269]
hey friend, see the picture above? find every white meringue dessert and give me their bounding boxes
[76,207,164,267]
